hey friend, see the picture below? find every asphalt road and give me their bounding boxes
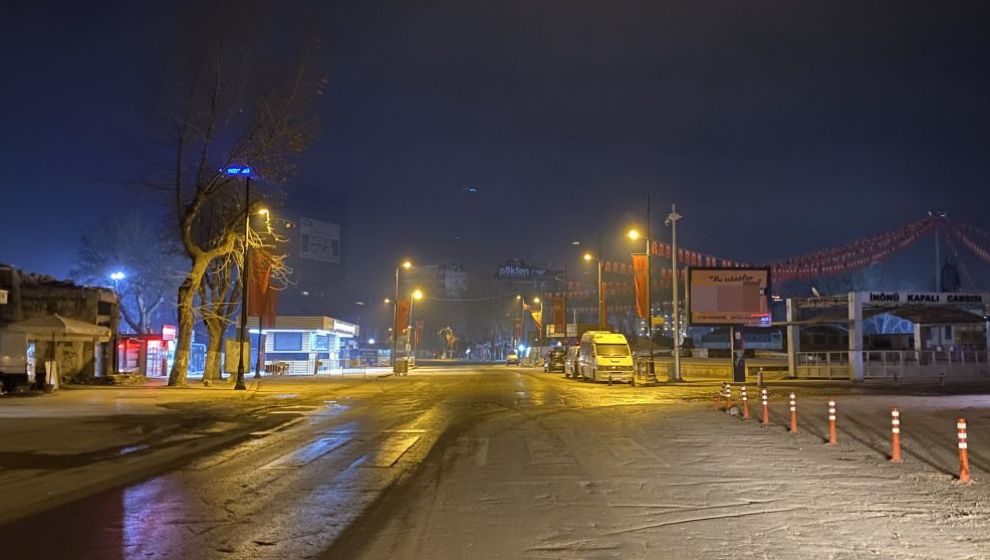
[4,366,990,559]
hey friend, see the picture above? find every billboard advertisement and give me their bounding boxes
[299,217,341,263]
[688,267,771,326]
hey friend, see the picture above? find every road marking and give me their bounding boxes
[357,434,421,468]
[445,436,490,467]
[261,436,350,469]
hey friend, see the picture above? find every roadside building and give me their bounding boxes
[249,315,359,375]
[0,264,119,382]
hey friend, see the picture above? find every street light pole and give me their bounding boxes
[667,203,683,382]
[233,172,253,391]
[391,261,411,372]
[110,271,125,376]
[597,232,605,330]
[646,195,653,350]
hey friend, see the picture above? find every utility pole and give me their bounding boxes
[667,203,683,382]
[646,195,653,374]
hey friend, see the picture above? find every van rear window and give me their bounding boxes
[595,343,629,357]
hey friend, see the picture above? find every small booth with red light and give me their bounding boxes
[117,325,181,378]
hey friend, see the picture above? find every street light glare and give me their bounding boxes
[384,297,392,304]
[533,296,540,304]
[109,271,126,281]
[583,253,593,262]
[257,208,269,216]
[412,289,424,300]
[627,229,641,241]
[402,260,412,270]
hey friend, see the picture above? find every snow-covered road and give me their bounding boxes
[4,366,990,559]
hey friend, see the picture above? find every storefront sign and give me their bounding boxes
[161,324,177,340]
[331,320,357,336]
[864,292,988,305]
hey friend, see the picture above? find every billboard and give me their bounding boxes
[688,267,771,326]
[299,217,341,263]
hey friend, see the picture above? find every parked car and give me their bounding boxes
[543,347,567,373]
[577,331,635,383]
[506,353,520,366]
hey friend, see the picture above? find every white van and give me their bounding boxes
[578,331,634,383]
[0,331,34,392]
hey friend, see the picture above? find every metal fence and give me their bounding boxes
[795,350,990,380]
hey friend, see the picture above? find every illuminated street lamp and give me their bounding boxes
[409,289,424,360]
[109,271,125,375]
[391,260,413,372]
[628,195,655,376]
[225,164,254,391]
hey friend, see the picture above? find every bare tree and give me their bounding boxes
[160,12,322,386]
[74,212,183,334]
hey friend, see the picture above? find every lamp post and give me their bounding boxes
[532,296,542,347]
[225,164,253,391]
[109,271,125,375]
[392,260,412,372]
[583,239,605,330]
[512,294,526,351]
[409,289,424,361]
[252,207,270,380]
[666,204,683,382]
[629,196,654,375]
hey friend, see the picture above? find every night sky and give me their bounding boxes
[3,1,990,300]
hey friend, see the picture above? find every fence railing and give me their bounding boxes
[795,350,990,380]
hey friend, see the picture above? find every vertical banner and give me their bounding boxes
[396,299,411,339]
[415,320,424,345]
[632,253,649,319]
[247,249,272,316]
[261,287,278,328]
[552,296,565,335]
[531,307,543,330]
[513,318,523,344]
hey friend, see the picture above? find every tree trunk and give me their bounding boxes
[168,257,207,386]
[203,318,225,383]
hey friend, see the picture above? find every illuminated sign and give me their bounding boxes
[864,292,987,305]
[161,324,177,341]
[332,320,357,336]
[0,289,7,305]
[688,267,771,326]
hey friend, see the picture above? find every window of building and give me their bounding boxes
[312,334,330,351]
[273,332,304,351]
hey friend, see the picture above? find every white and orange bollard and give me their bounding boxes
[789,393,798,433]
[827,399,837,446]
[957,418,971,485]
[890,408,902,463]
[741,386,750,420]
[761,388,769,426]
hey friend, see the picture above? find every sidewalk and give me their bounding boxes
[0,375,378,525]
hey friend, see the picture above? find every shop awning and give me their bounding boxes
[4,314,112,342]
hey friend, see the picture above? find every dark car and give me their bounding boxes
[543,347,567,372]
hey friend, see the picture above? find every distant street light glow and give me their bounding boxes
[412,289,424,300]
[109,271,126,281]
[627,229,641,241]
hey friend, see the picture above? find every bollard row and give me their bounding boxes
[714,386,974,484]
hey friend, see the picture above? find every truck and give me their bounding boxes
[0,331,34,393]
[577,331,635,383]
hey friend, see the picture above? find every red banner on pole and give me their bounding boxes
[396,299,411,338]
[247,249,272,317]
[552,296,565,334]
[632,253,649,319]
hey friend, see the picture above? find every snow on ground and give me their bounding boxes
[336,372,990,560]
